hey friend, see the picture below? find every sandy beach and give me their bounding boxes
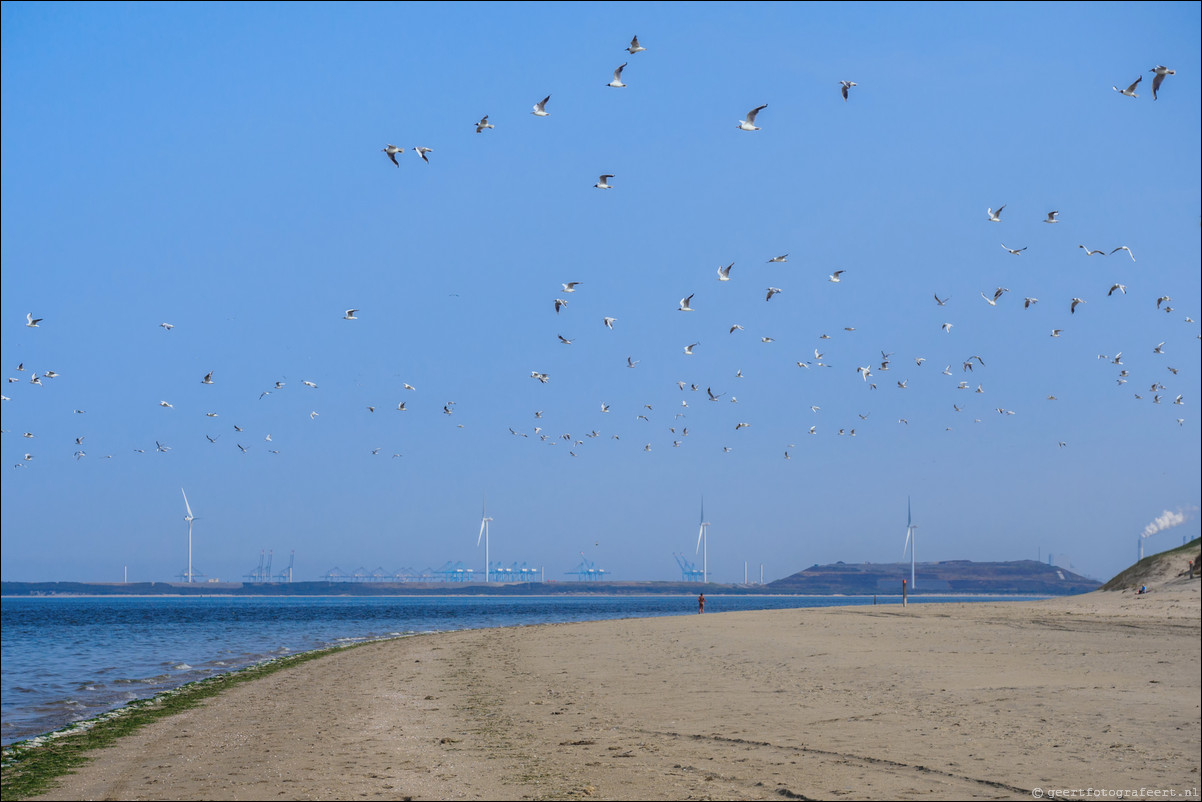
[32,574,1200,801]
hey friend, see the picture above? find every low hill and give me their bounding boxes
[767,559,1099,595]
[1101,538,1200,592]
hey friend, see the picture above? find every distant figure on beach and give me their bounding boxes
[1137,585,1148,595]
[698,594,705,614]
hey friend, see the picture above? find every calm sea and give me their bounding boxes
[0,594,1041,746]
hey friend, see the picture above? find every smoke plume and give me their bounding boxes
[1140,508,1192,539]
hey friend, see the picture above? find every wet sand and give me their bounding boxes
[35,580,1200,801]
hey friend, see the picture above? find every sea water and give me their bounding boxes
[0,594,1042,745]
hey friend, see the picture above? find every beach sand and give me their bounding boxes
[35,576,1199,800]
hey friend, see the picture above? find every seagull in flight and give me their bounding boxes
[344,309,358,320]
[1024,297,1039,308]
[1001,243,1027,255]
[1070,298,1085,314]
[302,380,318,388]
[562,282,582,293]
[729,324,744,334]
[594,174,615,189]
[765,287,782,301]
[607,63,627,88]
[626,356,639,368]
[414,146,433,164]
[1113,76,1141,97]
[738,104,767,131]
[1150,66,1175,100]
[626,35,646,54]
[679,294,695,311]
[1079,245,1106,256]
[603,316,616,329]
[532,95,551,116]
[382,144,403,166]
[840,80,857,101]
[829,270,844,283]
[201,371,214,385]
[942,322,954,333]
[1043,211,1060,223]
[1111,245,1135,262]
[717,263,733,281]
[987,205,1005,222]
[159,400,173,408]
[767,254,788,263]
[555,298,568,314]
[160,322,174,331]
[933,293,949,306]
[1108,283,1127,296]
[557,334,573,344]
[25,313,42,328]
[475,115,494,133]
[683,343,698,355]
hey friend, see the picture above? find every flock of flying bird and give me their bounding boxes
[4,36,1195,472]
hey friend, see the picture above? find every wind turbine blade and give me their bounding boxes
[479,517,488,547]
[902,528,911,559]
[907,496,912,529]
[697,524,704,553]
[181,488,193,519]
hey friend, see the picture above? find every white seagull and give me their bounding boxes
[829,270,844,283]
[603,316,617,329]
[765,287,782,301]
[768,254,788,263]
[626,35,646,54]
[25,313,42,328]
[1111,245,1135,262]
[679,293,695,311]
[594,174,614,189]
[717,263,733,281]
[1113,76,1141,97]
[160,322,174,331]
[532,95,551,116]
[382,144,403,166]
[343,309,358,320]
[201,371,214,385]
[987,205,1005,222]
[1150,66,1175,100]
[738,104,767,131]
[1044,211,1060,223]
[683,343,698,355]
[414,146,433,163]
[607,63,627,88]
[562,282,582,293]
[840,80,857,101]
[1001,243,1027,255]
[1079,245,1106,256]
[475,115,494,133]
[1070,298,1085,314]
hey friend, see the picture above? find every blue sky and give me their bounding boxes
[3,1,1199,585]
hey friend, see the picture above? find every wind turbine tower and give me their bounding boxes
[181,488,196,583]
[696,499,709,584]
[902,497,916,591]
[477,498,493,583]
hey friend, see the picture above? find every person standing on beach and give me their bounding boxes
[698,593,705,613]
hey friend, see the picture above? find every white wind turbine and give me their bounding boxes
[182,488,196,583]
[696,499,709,584]
[901,497,916,591]
[477,498,493,583]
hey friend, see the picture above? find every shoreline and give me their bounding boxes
[10,581,1199,800]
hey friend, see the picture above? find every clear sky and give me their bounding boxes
[2,1,1199,585]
